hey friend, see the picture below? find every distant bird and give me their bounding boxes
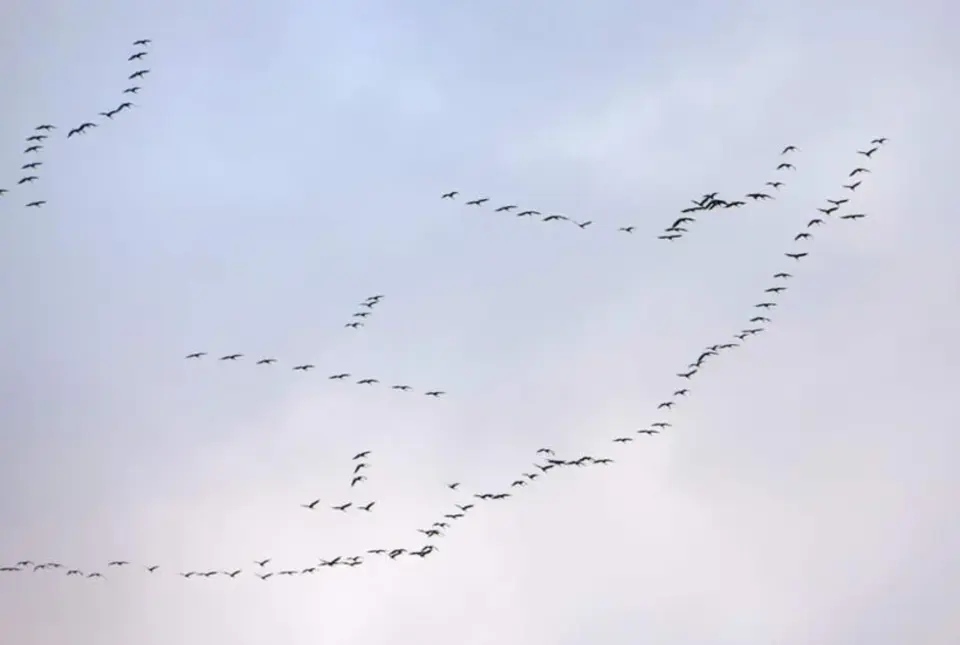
[301,499,321,510]
[219,354,243,360]
[766,181,784,189]
[25,201,46,208]
[849,168,870,177]
[807,218,824,227]
[255,559,270,567]
[24,145,43,153]
[330,373,350,379]
[746,193,772,200]
[638,429,659,435]
[128,52,147,61]
[146,565,159,572]
[575,220,592,229]
[185,352,206,359]
[657,401,674,409]
[21,162,42,169]
[292,364,315,371]
[871,137,888,145]
[35,124,56,131]
[391,384,412,391]
[843,181,862,191]
[765,286,786,294]
[17,176,38,184]
[781,145,798,154]
[25,135,46,142]
[840,213,866,220]
[425,390,445,397]
[677,369,697,379]
[353,451,371,460]
[123,87,141,94]
[619,226,635,233]
[658,234,681,241]
[128,69,150,80]
[447,482,460,490]
[776,163,795,170]
[357,378,378,385]
[345,322,363,328]
[857,147,879,158]
[133,39,152,46]
[674,389,688,396]
[827,198,849,206]
[465,198,489,206]
[351,476,367,487]
[256,358,276,365]
[785,252,808,260]
[442,191,458,199]
[332,503,352,512]
[542,215,567,222]
[359,502,376,511]
[773,272,792,279]
[494,205,517,212]
[794,233,812,241]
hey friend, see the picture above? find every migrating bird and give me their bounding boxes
[857,147,879,158]
[35,124,56,131]
[123,86,141,94]
[785,252,808,260]
[619,226,635,233]
[25,201,46,208]
[843,181,862,191]
[425,391,445,397]
[776,163,795,170]
[494,205,517,212]
[256,358,277,365]
[185,352,206,359]
[849,168,870,177]
[871,137,888,145]
[441,191,458,199]
[21,162,42,169]
[219,354,243,360]
[129,69,150,80]
[292,364,315,371]
[17,176,38,184]
[24,145,43,153]
[781,145,798,154]
[840,213,866,220]
[133,39,152,46]
[465,198,489,206]
[301,499,321,510]
[128,52,147,61]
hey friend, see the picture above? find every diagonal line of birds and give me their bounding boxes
[1,113,888,582]
[0,39,153,212]
[438,143,812,240]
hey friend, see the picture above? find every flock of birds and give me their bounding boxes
[439,140,883,241]
[181,293,448,396]
[2,37,888,584]
[0,40,153,212]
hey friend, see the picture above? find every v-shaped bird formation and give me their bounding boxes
[0,35,889,587]
[1,40,154,214]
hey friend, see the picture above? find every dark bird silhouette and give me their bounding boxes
[776,163,795,170]
[794,233,812,241]
[24,145,43,153]
[256,358,277,365]
[843,181,862,191]
[353,451,371,460]
[765,286,786,294]
[357,378,378,385]
[637,429,659,436]
[781,145,798,154]
[133,39,152,46]
[255,559,271,567]
[17,176,38,184]
[857,147,879,158]
[677,369,697,379]
[185,352,206,359]
[658,234,681,241]
[292,364,315,371]
[301,499,321,510]
[425,390,445,397]
[128,51,147,60]
[391,384,412,391]
[345,322,363,328]
[123,86,141,94]
[25,135,46,142]
[674,389,688,396]
[840,213,866,220]
[129,69,150,79]
[746,193,772,200]
[494,205,517,212]
[827,198,848,206]
[575,220,592,229]
[849,168,870,177]
[442,191,458,199]
[447,482,461,490]
[219,354,243,360]
[542,215,567,222]
[766,181,784,189]
[333,503,352,511]
[359,502,375,511]
[785,252,808,260]
[25,200,46,208]
[808,218,824,227]
[351,476,367,487]
[35,124,56,131]
[773,272,792,279]
[330,373,350,379]
[657,401,675,409]
[755,302,777,309]
[619,226,635,233]
[21,162,42,169]
[465,198,489,206]
[871,137,888,145]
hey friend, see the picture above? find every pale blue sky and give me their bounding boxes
[2,0,958,643]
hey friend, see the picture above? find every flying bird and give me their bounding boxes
[465,198,489,206]
[781,145,798,154]
[185,352,206,359]
[442,191,458,199]
[129,69,150,79]
[785,252,808,260]
[128,52,147,60]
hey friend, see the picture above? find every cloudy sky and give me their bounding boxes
[1,0,958,643]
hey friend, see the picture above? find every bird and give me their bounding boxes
[674,389,688,396]
[301,499,321,510]
[843,181,862,191]
[129,69,150,80]
[857,147,879,158]
[619,226,635,233]
[256,358,277,365]
[254,559,271,567]
[357,378,379,385]
[391,384,412,391]
[332,503,352,511]
[826,198,849,206]
[794,233,812,241]
[292,364,315,371]
[442,191,458,199]
[21,161,42,169]
[359,502,376,511]
[840,213,866,220]
[146,565,160,572]
[425,390,445,397]
[330,373,351,379]
[773,272,792,279]
[776,163,795,170]
[123,87,141,94]
[351,476,367,487]
[746,193,772,200]
[133,39,152,46]
[871,137,888,145]
[785,252,808,260]
[849,168,870,177]
[575,220,592,229]
[128,51,147,60]
[185,352,206,359]
[677,369,697,379]
[17,176,38,184]
[807,218,824,227]
[658,234,681,241]
[494,205,518,212]
[447,482,461,490]
[766,181,784,189]
[765,286,786,293]
[465,198,489,206]
[345,322,363,329]
[781,145,798,154]
[219,354,243,360]
[657,401,675,409]
[35,124,56,131]
[24,145,43,153]
[25,201,46,208]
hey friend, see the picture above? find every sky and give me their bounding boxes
[1,0,958,643]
